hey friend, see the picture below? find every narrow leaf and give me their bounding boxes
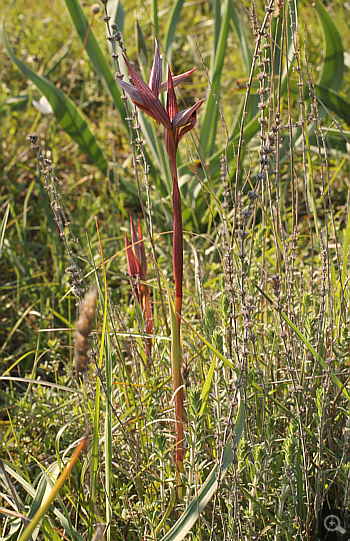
[314,85,350,125]
[316,1,344,92]
[18,437,87,541]
[199,0,230,157]
[199,354,216,416]
[135,12,149,78]
[229,0,252,76]
[63,0,128,128]
[164,0,185,64]
[88,220,109,538]
[341,201,350,289]
[0,203,10,259]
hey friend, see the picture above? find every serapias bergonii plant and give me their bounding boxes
[125,215,153,371]
[117,40,204,497]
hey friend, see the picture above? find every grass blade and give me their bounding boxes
[164,0,185,63]
[341,200,350,289]
[88,220,108,539]
[0,202,10,259]
[63,0,128,129]
[313,85,350,125]
[135,12,149,79]
[199,0,230,157]
[316,1,344,92]
[107,0,124,35]
[104,331,112,541]
[199,354,216,417]
[229,0,252,75]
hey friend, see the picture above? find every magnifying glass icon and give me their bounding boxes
[324,514,346,534]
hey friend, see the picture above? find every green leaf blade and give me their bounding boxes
[199,0,230,158]
[63,0,128,129]
[316,1,344,92]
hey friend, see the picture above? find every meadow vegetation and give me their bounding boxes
[1,0,350,539]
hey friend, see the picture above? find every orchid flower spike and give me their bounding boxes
[118,41,203,498]
[125,217,153,366]
[116,40,204,145]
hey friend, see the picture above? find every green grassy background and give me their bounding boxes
[1,0,350,539]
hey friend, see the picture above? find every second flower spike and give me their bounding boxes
[125,216,153,370]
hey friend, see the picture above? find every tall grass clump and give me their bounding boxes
[1,0,350,540]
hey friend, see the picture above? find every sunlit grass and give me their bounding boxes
[1,0,350,539]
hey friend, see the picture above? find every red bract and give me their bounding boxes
[125,232,139,300]
[165,67,204,158]
[130,216,147,280]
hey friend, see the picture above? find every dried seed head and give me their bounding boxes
[91,3,100,14]
[269,274,281,298]
[27,132,38,145]
[275,0,283,18]
[74,288,97,377]
[250,0,259,36]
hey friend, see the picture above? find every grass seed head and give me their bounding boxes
[74,288,97,377]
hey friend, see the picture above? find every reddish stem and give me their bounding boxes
[168,129,183,336]
[167,127,184,496]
